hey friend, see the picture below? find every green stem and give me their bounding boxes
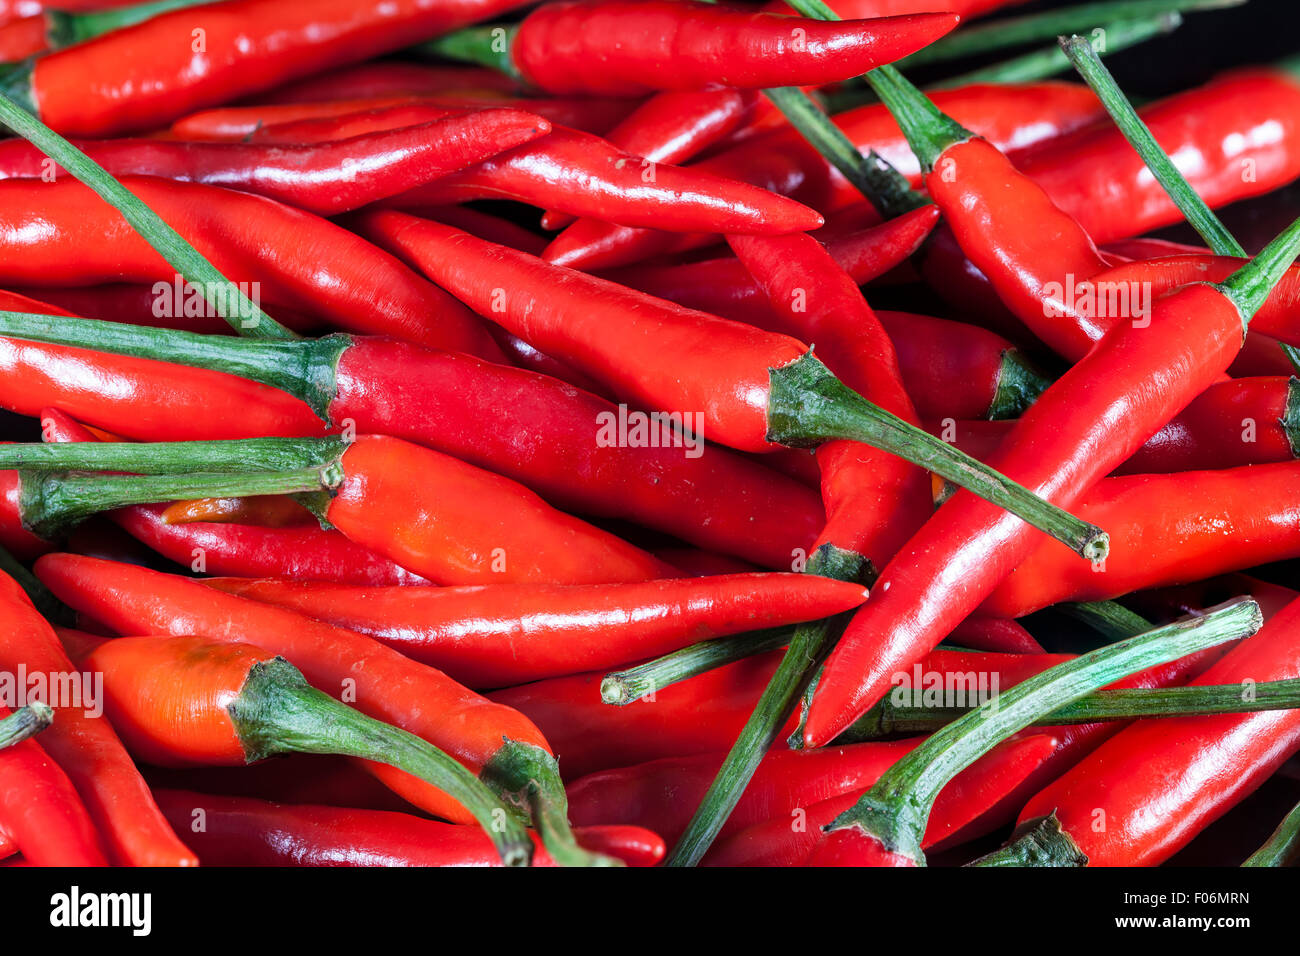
[230,656,533,867]
[967,812,1088,866]
[864,65,973,172]
[0,436,346,474]
[0,541,74,626]
[665,545,868,867]
[1242,798,1300,867]
[0,96,293,339]
[0,702,53,750]
[45,0,208,49]
[845,676,1300,738]
[0,312,344,422]
[988,349,1052,420]
[1059,600,1153,641]
[1285,377,1300,458]
[482,739,622,867]
[894,0,1244,69]
[1061,33,1245,257]
[823,598,1261,865]
[419,24,521,78]
[769,352,1109,559]
[601,627,791,705]
[1220,215,1300,324]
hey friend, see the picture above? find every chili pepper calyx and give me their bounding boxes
[1282,378,1300,460]
[988,350,1052,420]
[967,812,1088,867]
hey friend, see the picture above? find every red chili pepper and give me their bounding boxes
[0,177,503,359]
[36,552,608,866]
[443,2,957,95]
[84,634,537,864]
[980,460,1300,619]
[248,104,822,236]
[946,616,1043,654]
[161,495,314,528]
[701,733,1055,867]
[600,204,939,323]
[0,110,553,216]
[1017,62,1300,246]
[0,0,210,63]
[0,703,107,866]
[261,61,522,102]
[153,790,664,867]
[1020,595,1300,866]
[539,89,762,230]
[803,215,1300,747]
[201,573,868,688]
[0,0,539,135]
[543,81,1105,270]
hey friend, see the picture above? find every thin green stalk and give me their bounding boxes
[821,598,1261,865]
[1242,799,1300,867]
[0,436,346,474]
[1061,33,1245,257]
[893,0,1244,69]
[1059,600,1153,641]
[0,95,293,339]
[601,627,791,705]
[665,546,868,867]
[1220,216,1300,324]
[846,676,1300,738]
[0,702,53,751]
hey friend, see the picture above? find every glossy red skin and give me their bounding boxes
[0,111,551,216]
[926,139,1110,362]
[714,734,1056,867]
[938,377,1298,476]
[512,2,957,95]
[568,741,919,846]
[0,468,48,560]
[383,124,824,235]
[1091,255,1300,347]
[35,552,553,825]
[175,96,632,141]
[727,232,933,563]
[489,651,794,780]
[0,12,46,60]
[0,576,193,866]
[154,790,664,867]
[602,205,938,326]
[805,283,1249,746]
[540,88,759,230]
[328,436,672,586]
[877,310,1022,421]
[544,82,1105,270]
[982,461,1300,619]
[362,213,809,453]
[0,706,107,866]
[1019,68,1300,246]
[261,61,521,103]
[26,0,536,135]
[202,573,867,688]
[1023,596,1300,866]
[0,177,502,359]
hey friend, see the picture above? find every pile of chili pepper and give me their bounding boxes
[0,0,1297,875]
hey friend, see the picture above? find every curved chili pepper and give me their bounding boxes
[539,89,761,230]
[1020,595,1300,866]
[0,110,553,216]
[0,177,502,359]
[1017,61,1300,246]
[0,0,539,135]
[803,216,1300,747]
[437,2,957,95]
[85,634,535,866]
[261,61,522,102]
[543,81,1105,270]
[247,104,822,236]
[981,460,1300,619]
[171,95,633,141]
[0,704,106,866]
[600,205,939,323]
[36,552,608,867]
[0,572,195,865]
[702,733,1055,867]
[201,573,867,688]
[0,314,825,568]
[153,790,664,867]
